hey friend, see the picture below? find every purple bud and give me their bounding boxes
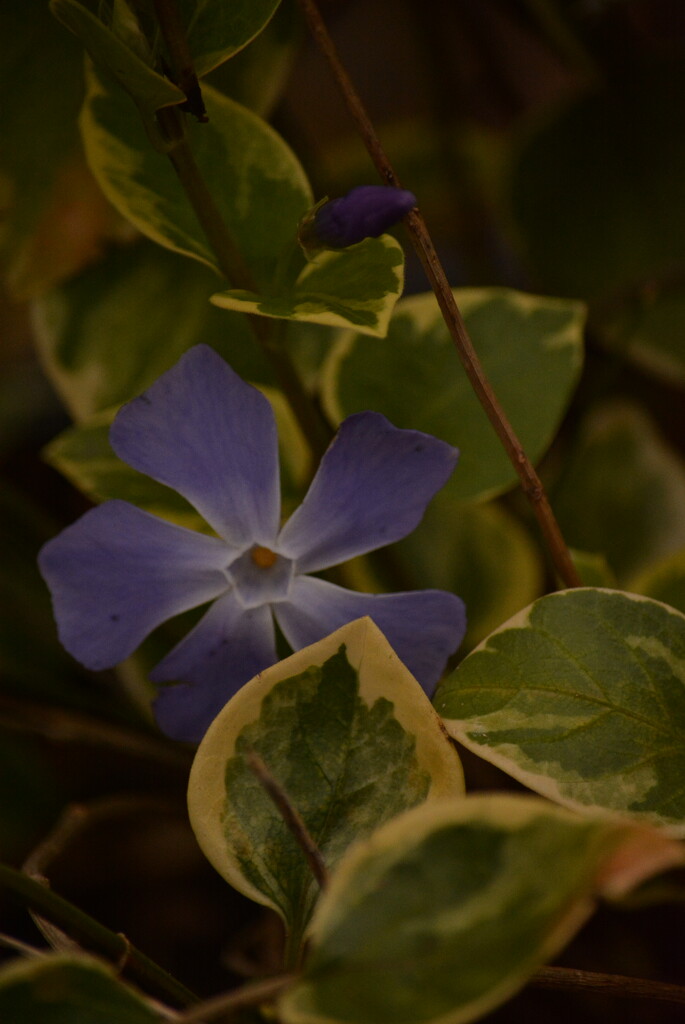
[299,185,417,250]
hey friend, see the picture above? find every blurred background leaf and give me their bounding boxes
[322,288,585,503]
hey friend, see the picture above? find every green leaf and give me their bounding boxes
[211,235,405,338]
[598,280,685,390]
[0,955,160,1023]
[510,60,685,302]
[570,550,618,588]
[436,588,685,834]
[188,618,464,950]
[81,68,312,282]
[391,497,543,651]
[628,546,685,618]
[321,288,585,502]
[552,403,685,581]
[33,241,271,421]
[206,0,301,116]
[50,0,184,117]
[50,0,282,117]
[175,0,283,78]
[280,794,683,1024]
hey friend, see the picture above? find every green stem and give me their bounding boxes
[0,863,198,1008]
[156,105,332,463]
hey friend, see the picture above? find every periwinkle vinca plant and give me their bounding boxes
[1,1,685,1022]
[39,344,465,742]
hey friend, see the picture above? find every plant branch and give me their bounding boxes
[295,0,581,589]
[174,972,296,1023]
[0,863,198,1008]
[532,965,685,1006]
[21,796,184,955]
[155,104,333,463]
[0,695,191,769]
[152,0,207,120]
[246,749,329,891]
[0,932,45,959]
[23,802,94,955]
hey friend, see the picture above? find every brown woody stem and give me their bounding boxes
[295,0,581,589]
[152,0,207,120]
[532,965,685,1006]
[174,972,296,1023]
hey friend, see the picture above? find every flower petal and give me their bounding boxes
[274,575,466,694]
[278,412,458,572]
[109,345,280,548]
[151,592,277,742]
[38,500,231,671]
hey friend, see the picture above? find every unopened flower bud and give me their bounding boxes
[299,185,417,251]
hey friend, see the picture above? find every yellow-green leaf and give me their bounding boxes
[188,618,464,950]
[0,956,160,1023]
[552,403,685,581]
[51,0,184,116]
[212,236,405,338]
[81,68,312,283]
[437,588,685,834]
[280,794,683,1024]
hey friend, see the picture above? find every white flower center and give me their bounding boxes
[227,545,294,609]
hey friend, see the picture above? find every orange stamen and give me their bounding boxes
[250,545,278,569]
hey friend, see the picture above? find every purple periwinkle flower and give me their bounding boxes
[300,185,417,250]
[39,345,465,742]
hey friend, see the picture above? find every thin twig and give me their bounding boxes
[23,803,91,955]
[22,795,180,875]
[152,0,207,120]
[0,932,46,959]
[0,863,198,1007]
[174,972,296,1024]
[533,965,685,1006]
[0,695,192,769]
[295,0,581,589]
[174,963,685,1022]
[21,796,187,957]
[246,749,329,891]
